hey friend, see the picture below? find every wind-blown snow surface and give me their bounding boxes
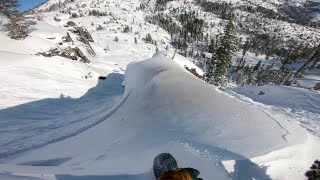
[1,52,319,180]
[227,84,320,138]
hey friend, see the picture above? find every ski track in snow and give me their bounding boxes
[0,73,127,160]
[0,91,129,160]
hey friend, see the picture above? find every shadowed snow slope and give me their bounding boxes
[0,53,319,180]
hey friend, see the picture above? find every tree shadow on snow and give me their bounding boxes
[0,73,125,159]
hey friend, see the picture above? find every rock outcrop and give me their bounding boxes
[38,26,96,63]
[71,27,96,56]
[65,21,76,27]
[54,16,61,22]
[38,47,90,63]
[71,27,94,42]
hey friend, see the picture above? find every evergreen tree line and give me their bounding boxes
[237,34,317,63]
[88,9,107,16]
[156,0,173,5]
[195,0,318,61]
[145,11,206,56]
[237,13,317,60]
[155,0,174,11]
[233,60,297,86]
[196,0,316,28]
[232,42,320,87]
[146,3,320,87]
[195,0,318,62]
[195,0,233,20]
[178,11,206,41]
[46,0,72,12]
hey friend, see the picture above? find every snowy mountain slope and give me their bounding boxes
[0,0,319,179]
[204,0,306,8]
[0,52,319,180]
[0,52,96,108]
[163,0,320,46]
[0,21,66,55]
[227,84,320,137]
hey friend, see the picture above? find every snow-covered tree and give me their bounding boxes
[305,160,320,180]
[295,44,320,77]
[206,13,237,86]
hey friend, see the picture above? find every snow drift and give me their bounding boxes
[0,52,319,180]
[124,52,296,157]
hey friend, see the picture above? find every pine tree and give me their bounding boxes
[0,0,20,17]
[4,16,30,39]
[143,33,153,44]
[206,12,237,86]
[1,0,31,39]
[295,44,320,78]
[253,60,262,71]
[222,13,237,52]
[211,46,231,86]
[305,160,320,180]
[205,55,216,83]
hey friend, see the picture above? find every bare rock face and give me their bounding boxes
[38,26,95,64]
[62,33,73,43]
[37,47,90,63]
[66,21,76,27]
[72,47,90,63]
[54,16,61,22]
[71,27,94,42]
[71,26,96,56]
[184,66,203,79]
[78,36,95,56]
